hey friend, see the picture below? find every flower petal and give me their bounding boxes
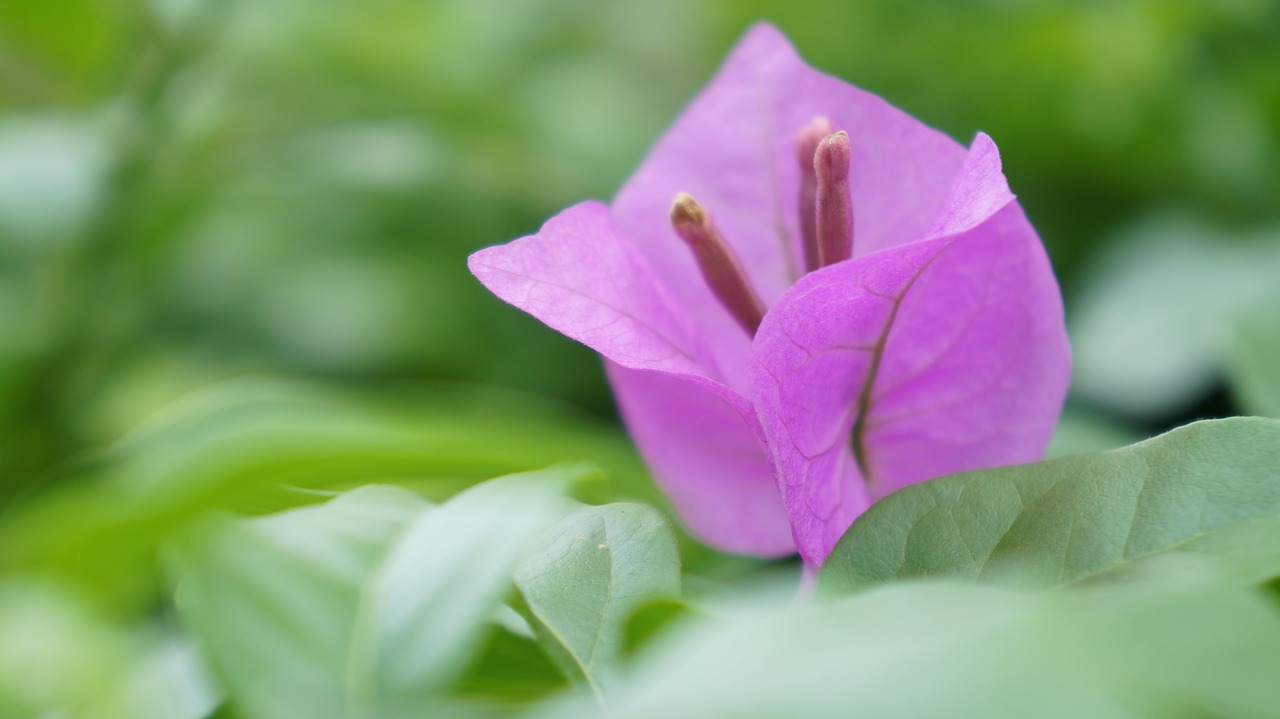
[607,362,794,556]
[611,23,967,393]
[750,138,1069,567]
[468,201,705,375]
[750,237,947,566]
[864,134,1069,498]
[929,132,1015,237]
[470,201,790,555]
[860,202,1070,499]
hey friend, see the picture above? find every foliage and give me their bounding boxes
[2,1,1279,717]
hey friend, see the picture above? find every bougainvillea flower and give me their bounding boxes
[469,24,1070,568]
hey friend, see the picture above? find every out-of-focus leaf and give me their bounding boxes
[1046,406,1145,458]
[0,579,131,717]
[621,599,693,657]
[1070,214,1280,418]
[104,379,644,502]
[167,485,427,719]
[349,470,568,715]
[535,580,1280,719]
[0,114,106,243]
[1230,306,1280,418]
[0,578,216,719]
[170,469,581,719]
[109,634,221,719]
[821,418,1280,593]
[452,624,567,704]
[513,503,680,698]
[0,378,650,611]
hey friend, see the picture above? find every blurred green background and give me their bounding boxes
[0,0,1274,511]
[2,0,1280,528]
[1,0,1279,716]
[2,0,1279,495]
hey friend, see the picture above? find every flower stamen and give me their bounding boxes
[814,130,853,267]
[670,193,766,336]
[795,117,835,273]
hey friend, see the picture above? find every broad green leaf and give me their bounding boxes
[1230,307,1280,418]
[513,503,680,699]
[167,485,427,719]
[536,580,1280,719]
[821,417,1280,593]
[348,468,572,716]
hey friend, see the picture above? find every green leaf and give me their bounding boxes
[169,467,583,719]
[167,485,427,719]
[349,469,569,714]
[1230,307,1280,418]
[539,580,1280,719]
[821,417,1280,594]
[513,503,680,699]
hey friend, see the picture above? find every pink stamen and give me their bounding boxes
[795,117,835,273]
[814,130,853,267]
[671,193,767,336]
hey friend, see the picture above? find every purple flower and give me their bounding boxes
[469,24,1070,568]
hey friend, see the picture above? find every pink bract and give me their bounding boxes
[468,23,1070,568]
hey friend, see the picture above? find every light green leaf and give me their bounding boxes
[0,577,219,719]
[821,417,1280,593]
[108,634,220,719]
[167,485,427,719]
[0,579,130,718]
[537,580,1280,719]
[0,115,106,242]
[1070,215,1280,418]
[514,503,680,699]
[1230,307,1280,418]
[170,468,588,719]
[349,468,574,716]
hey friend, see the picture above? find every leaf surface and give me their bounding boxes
[535,580,1280,719]
[821,417,1280,593]
[514,503,680,698]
